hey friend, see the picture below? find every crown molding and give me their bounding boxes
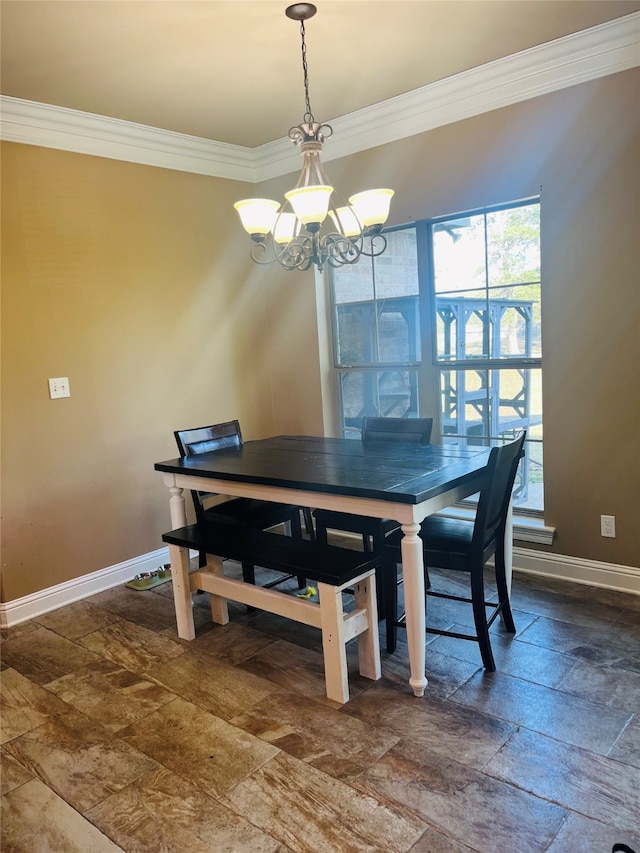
[0,98,257,181]
[1,12,638,182]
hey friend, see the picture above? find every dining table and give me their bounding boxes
[155,434,499,698]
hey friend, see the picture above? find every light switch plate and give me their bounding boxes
[48,377,70,399]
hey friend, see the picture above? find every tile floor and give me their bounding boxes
[1,556,639,852]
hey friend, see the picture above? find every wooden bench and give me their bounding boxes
[161,522,382,704]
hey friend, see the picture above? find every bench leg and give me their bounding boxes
[168,544,195,641]
[354,575,381,682]
[205,554,229,625]
[318,582,350,704]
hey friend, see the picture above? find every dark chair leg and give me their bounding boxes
[471,569,495,671]
[494,545,516,634]
[384,557,399,654]
[241,561,258,613]
[290,509,303,539]
[302,507,315,542]
[315,521,328,547]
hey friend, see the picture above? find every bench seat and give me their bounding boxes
[162,521,382,703]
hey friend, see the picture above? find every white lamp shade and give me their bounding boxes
[284,185,333,225]
[234,198,280,235]
[348,189,394,228]
[273,212,301,244]
[329,206,361,237]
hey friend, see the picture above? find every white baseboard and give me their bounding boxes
[512,547,640,595]
[0,547,170,629]
[1,545,637,629]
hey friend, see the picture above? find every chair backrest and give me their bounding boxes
[174,420,243,520]
[472,432,526,558]
[361,416,433,445]
[174,420,243,458]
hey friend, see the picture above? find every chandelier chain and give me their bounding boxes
[299,19,314,123]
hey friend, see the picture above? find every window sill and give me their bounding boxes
[438,506,555,545]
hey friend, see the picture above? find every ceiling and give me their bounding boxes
[1,0,639,149]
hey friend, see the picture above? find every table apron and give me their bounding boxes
[161,471,484,525]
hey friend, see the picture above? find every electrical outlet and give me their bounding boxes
[600,515,616,538]
[48,377,70,399]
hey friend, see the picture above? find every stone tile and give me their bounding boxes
[3,706,157,812]
[378,645,481,701]
[1,667,72,745]
[409,828,478,853]
[119,696,279,798]
[0,625,100,685]
[35,600,121,639]
[231,690,399,780]
[579,584,640,613]
[157,603,219,641]
[343,682,515,770]
[233,608,325,652]
[0,620,40,644]
[189,620,279,664]
[222,750,427,853]
[78,619,185,672]
[610,612,640,644]
[86,585,177,631]
[609,716,640,769]
[238,637,366,703]
[85,764,287,853]
[510,579,629,630]
[355,739,566,853]
[0,749,33,794]
[546,811,640,853]
[556,657,640,715]
[427,627,576,688]
[486,727,640,832]
[146,647,280,720]
[1,777,125,852]
[517,615,640,673]
[450,669,632,754]
[46,658,177,733]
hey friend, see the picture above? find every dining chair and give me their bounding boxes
[383,431,526,669]
[313,416,433,650]
[174,420,306,590]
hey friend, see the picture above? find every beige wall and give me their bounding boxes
[2,68,639,602]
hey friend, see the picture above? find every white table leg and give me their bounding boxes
[165,475,187,528]
[400,522,428,697]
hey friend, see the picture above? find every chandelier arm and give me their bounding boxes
[359,233,389,258]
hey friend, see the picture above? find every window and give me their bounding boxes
[330,198,543,512]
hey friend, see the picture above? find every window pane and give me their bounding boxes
[439,367,541,440]
[486,205,540,289]
[439,366,543,511]
[338,370,419,435]
[335,303,375,364]
[433,214,486,298]
[378,298,421,362]
[333,255,374,304]
[374,229,419,300]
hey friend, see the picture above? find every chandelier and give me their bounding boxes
[234,3,394,273]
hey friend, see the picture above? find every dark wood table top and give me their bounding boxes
[154,434,491,506]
